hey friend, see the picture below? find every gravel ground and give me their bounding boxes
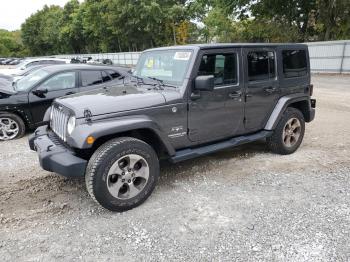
[0,75,349,261]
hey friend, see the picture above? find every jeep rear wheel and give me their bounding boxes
[85,137,159,212]
[267,107,305,155]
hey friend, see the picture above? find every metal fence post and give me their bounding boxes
[340,42,347,74]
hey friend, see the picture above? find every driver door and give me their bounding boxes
[28,71,78,125]
[188,48,244,143]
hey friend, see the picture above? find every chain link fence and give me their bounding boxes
[55,52,141,67]
[306,40,350,74]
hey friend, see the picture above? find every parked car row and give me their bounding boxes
[0,58,23,65]
[0,58,70,77]
[0,64,130,140]
[70,57,113,65]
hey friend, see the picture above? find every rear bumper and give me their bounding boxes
[309,99,316,122]
[29,126,87,178]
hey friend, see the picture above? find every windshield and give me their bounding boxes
[133,49,193,86]
[16,69,50,91]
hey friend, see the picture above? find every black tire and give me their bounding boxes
[267,107,305,155]
[85,137,159,212]
[0,112,26,141]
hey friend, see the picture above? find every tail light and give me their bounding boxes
[309,84,314,96]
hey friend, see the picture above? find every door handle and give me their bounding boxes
[228,91,242,99]
[264,87,277,94]
[65,92,76,95]
[190,92,201,100]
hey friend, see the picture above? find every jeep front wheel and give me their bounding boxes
[85,137,159,212]
[267,107,305,155]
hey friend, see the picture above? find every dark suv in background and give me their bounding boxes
[0,64,127,140]
[30,44,316,211]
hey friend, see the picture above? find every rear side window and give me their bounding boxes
[101,71,111,82]
[247,51,275,81]
[81,71,103,86]
[198,53,238,86]
[282,50,307,78]
[106,70,121,79]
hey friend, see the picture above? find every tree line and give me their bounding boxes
[1,0,349,57]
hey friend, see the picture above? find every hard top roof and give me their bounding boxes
[146,43,307,52]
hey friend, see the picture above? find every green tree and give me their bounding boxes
[316,0,350,40]
[21,5,63,55]
[0,29,28,57]
[60,0,86,53]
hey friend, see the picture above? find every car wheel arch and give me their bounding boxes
[264,94,313,130]
[90,128,173,159]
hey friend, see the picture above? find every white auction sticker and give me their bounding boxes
[174,52,191,60]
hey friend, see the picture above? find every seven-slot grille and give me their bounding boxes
[50,104,69,142]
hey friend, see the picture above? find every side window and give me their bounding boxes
[247,51,275,82]
[40,72,76,91]
[102,71,112,82]
[26,61,40,68]
[198,53,238,86]
[106,70,121,79]
[282,50,307,78]
[81,71,103,87]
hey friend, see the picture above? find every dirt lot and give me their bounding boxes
[0,75,349,261]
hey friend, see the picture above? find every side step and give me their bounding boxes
[170,130,272,163]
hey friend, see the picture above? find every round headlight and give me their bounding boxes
[67,116,76,135]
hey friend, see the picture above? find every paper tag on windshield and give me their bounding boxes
[174,52,191,61]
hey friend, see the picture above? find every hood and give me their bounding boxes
[0,79,16,98]
[57,84,167,118]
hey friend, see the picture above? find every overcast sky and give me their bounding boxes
[0,0,73,31]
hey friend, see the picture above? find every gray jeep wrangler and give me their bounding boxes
[29,44,316,211]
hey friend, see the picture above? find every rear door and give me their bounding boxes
[188,48,244,142]
[278,47,310,94]
[243,48,280,132]
[28,71,78,125]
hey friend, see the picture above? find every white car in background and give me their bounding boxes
[0,58,70,76]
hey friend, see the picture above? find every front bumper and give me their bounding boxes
[29,126,87,178]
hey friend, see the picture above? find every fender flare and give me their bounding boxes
[264,94,313,130]
[67,115,176,156]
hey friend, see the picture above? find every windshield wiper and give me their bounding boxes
[147,77,177,89]
[129,75,162,90]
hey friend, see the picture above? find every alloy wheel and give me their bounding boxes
[0,118,19,141]
[282,117,301,147]
[107,154,150,199]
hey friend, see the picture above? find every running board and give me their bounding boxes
[170,130,272,163]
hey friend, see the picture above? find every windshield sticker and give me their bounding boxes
[146,59,154,68]
[174,52,191,61]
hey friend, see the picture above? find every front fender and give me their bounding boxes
[67,115,176,156]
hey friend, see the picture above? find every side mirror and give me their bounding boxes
[32,88,48,97]
[194,75,215,91]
